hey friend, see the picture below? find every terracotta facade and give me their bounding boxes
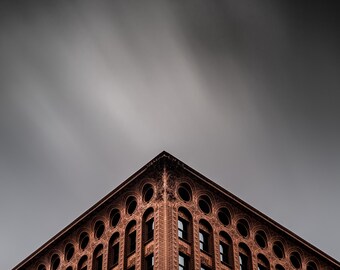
[13,152,339,270]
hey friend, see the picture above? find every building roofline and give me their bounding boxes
[13,151,340,269]
[13,151,167,269]
[175,153,340,267]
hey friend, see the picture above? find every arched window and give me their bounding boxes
[78,255,88,270]
[178,207,192,243]
[108,232,120,268]
[94,220,105,239]
[178,183,192,202]
[125,220,137,255]
[275,264,285,270]
[257,254,270,270]
[273,241,285,259]
[290,252,302,269]
[237,219,250,238]
[239,243,252,270]
[307,261,318,270]
[219,231,233,267]
[38,264,46,270]
[110,208,121,227]
[79,232,89,250]
[255,231,267,249]
[143,208,154,243]
[50,254,60,270]
[65,243,75,261]
[126,196,137,215]
[93,244,103,270]
[218,207,231,226]
[198,195,212,214]
[199,219,213,256]
[143,184,154,203]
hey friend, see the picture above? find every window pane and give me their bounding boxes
[220,242,229,264]
[113,243,119,264]
[147,219,154,241]
[146,254,154,270]
[199,231,209,252]
[178,218,188,241]
[178,220,184,230]
[129,231,136,253]
[179,253,189,270]
[240,254,248,270]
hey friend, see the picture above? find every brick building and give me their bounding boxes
[13,151,340,270]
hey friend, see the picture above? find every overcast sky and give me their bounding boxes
[1,1,340,269]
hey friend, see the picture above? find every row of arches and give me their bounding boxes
[239,243,318,270]
[37,207,155,270]
[177,206,319,270]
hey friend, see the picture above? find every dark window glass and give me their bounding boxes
[179,253,189,270]
[78,256,88,270]
[218,208,231,226]
[307,262,317,270]
[127,197,137,214]
[128,231,136,254]
[110,209,120,227]
[178,218,188,240]
[51,255,60,270]
[93,255,103,270]
[79,232,89,250]
[290,253,301,269]
[38,265,47,270]
[255,231,267,248]
[143,185,154,202]
[201,265,210,270]
[239,254,248,270]
[146,218,154,241]
[275,265,285,270]
[95,221,105,239]
[258,264,267,270]
[65,243,74,261]
[145,254,154,270]
[108,233,119,268]
[178,186,191,201]
[273,242,284,259]
[113,243,119,265]
[237,222,249,238]
[199,199,211,214]
[220,241,229,264]
[199,230,209,253]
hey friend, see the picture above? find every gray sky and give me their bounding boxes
[1,1,340,269]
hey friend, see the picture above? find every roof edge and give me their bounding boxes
[13,151,169,269]
[177,157,340,267]
[13,151,340,269]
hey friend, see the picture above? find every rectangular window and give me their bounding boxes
[239,254,248,270]
[220,241,229,264]
[199,230,209,253]
[128,231,136,254]
[178,218,188,240]
[146,218,154,241]
[145,254,154,270]
[179,253,189,270]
